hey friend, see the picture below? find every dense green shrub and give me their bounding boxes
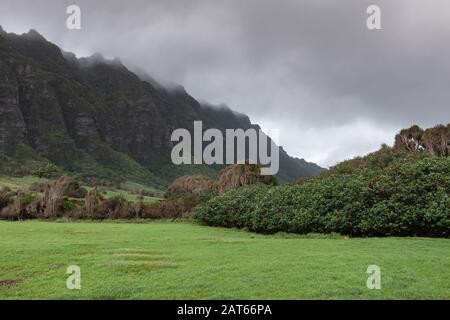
[0,187,14,209]
[194,156,450,237]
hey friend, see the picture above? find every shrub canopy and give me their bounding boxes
[194,155,450,237]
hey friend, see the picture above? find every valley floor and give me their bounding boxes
[0,221,449,299]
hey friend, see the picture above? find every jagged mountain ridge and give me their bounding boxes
[0,27,324,187]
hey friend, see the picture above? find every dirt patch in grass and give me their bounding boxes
[110,248,178,272]
[0,278,23,289]
[49,263,66,270]
[112,248,166,255]
[114,253,172,261]
[113,261,178,272]
[205,238,251,244]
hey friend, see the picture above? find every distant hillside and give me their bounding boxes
[0,28,324,188]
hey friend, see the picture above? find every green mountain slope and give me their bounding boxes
[0,27,324,188]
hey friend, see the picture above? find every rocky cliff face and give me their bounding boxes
[0,28,323,187]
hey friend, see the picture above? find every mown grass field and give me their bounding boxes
[0,176,162,204]
[85,187,160,204]
[0,221,449,300]
[0,176,49,190]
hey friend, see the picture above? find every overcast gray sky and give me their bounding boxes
[1,0,449,167]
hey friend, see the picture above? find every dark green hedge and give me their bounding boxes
[194,156,450,237]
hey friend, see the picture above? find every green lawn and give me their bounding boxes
[86,188,161,204]
[0,221,449,300]
[0,176,162,204]
[0,176,48,190]
[106,190,160,204]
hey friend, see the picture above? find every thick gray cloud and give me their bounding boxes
[1,0,449,166]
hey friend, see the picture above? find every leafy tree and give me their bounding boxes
[393,125,425,153]
[32,163,59,180]
[422,125,450,156]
